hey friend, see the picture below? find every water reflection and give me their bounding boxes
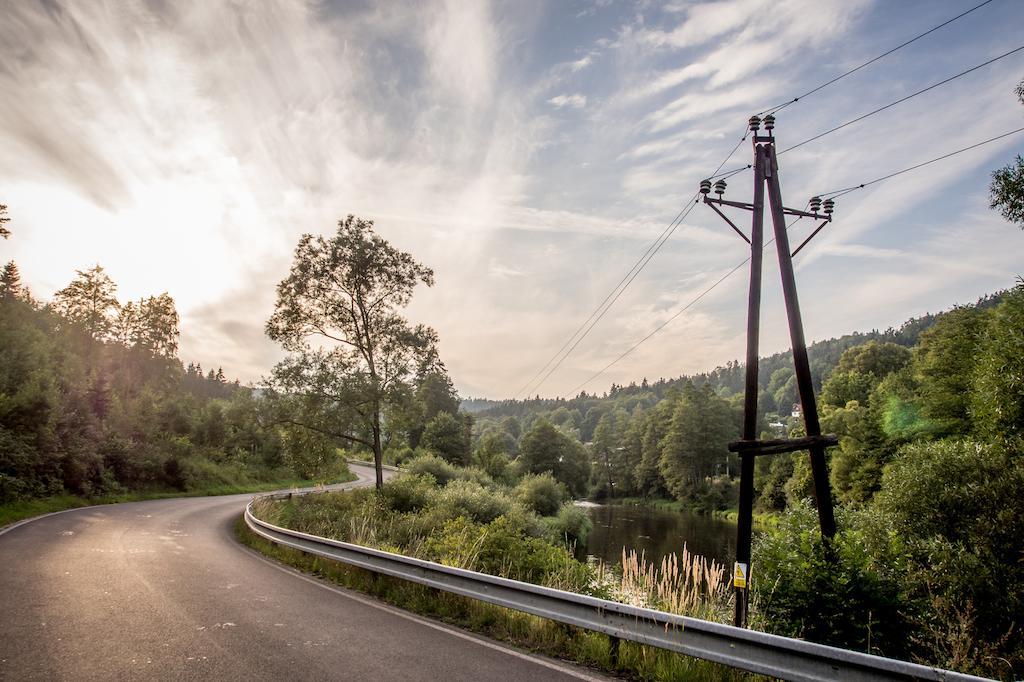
[580,503,737,568]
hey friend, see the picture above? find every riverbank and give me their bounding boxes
[590,496,778,526]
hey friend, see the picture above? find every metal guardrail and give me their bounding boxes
[345,458,400,472]
[245,488,989,682]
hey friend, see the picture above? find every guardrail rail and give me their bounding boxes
[245,483,990,682]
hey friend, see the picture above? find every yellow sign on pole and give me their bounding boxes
[733,562,748,589]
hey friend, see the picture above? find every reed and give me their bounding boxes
[618,545,731,622]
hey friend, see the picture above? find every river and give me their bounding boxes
[579,503,737,569]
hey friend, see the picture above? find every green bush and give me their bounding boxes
[404,453,460,485]
[752,501,912,659]
[514,473,567,516]
[454,466,495,488]
[436,479,513,524]
[545,503,592,549]
[383,474,437,513]
[874,438,1024,676]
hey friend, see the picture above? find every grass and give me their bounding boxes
[237,499,764,681]
[0,470,357,528]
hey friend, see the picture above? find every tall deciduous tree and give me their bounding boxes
[136,293,180,357]
[111,293,180,357]
[421,411,470,465]
[659,382,734,500]
[990,79,1024,229]
[518,418,591,497]
[53,265,118,340]
[266,215,439,489]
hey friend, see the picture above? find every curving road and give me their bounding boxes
[0,463,607,681]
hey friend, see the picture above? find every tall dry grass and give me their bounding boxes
[617,545,731,622]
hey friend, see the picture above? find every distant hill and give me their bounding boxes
[461,288,1010,421]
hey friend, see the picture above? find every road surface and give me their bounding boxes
[0,463,607,681]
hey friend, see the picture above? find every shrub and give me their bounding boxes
[404,453,460,486]
[874,438,1024,675]
[751,502,911,658]
[383,474,437,513]
[454,466,495,488]
[436,479,514,524]
[424,515,593,591]
[514,473,567,516]
[545,503,592,549]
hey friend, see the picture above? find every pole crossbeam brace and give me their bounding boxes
[704,199,751,243]
[703,197,830,221]
[791,220,831,257]
[729,434,839,456]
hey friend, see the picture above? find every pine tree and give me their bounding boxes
[1,261,22,299]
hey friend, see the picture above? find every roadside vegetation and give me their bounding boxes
[242,458,745,681]
[465,285,1024,679]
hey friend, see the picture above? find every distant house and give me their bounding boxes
[791,403,802,418]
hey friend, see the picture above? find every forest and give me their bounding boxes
[0,253,461,515]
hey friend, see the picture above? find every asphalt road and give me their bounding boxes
[0,463,608,681]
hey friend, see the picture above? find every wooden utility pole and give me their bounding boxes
[701,115,838,628]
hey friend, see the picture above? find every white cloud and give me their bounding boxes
[570,54,595,72]
[548,93,588,109]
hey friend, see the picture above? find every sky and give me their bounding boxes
[1,0,1023,399]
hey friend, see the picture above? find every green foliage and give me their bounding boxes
[659,382,736,500]
[0,274,305,507]
[403,453,460,486]
[913,306,983,435]
[262,472,591,592]
[382,474,437,512]
[514,473,567,516]
[991,154,1024,228]
[875,439,1024,675]
[52,265,119,340]
[820,371,877,409]
[1,261,23,300]
[421,411,470,465]
[970,285,1024,440]
[545,503,592,549]
[265,215,444,487]
[518,419,591,497]
[752,502,912,658]
[472,430,515,482]
[280,426,347,480]
[756,453,793,511]
[989,81,1024,229]
[436,479,513,524]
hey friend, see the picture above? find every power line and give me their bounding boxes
[779,44,1024,155]
[515,7,1009,398]
[526,197,704,396]
[569,211,806,395]
[515,127,751,399]
[510,199,694,399]
[758,0,997,116]
[570,124,1024,394]
[569,259,749,396]
[816,126,1024,198]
